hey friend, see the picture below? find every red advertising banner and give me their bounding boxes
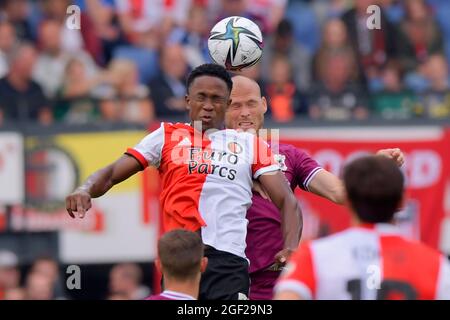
[281,127,450,250]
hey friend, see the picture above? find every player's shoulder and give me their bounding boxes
[401,236,444,260]
[160,121,192,131]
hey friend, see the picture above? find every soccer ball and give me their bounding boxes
[208,16,263,71]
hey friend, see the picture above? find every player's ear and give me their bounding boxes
[155,258,163,273]
[200,257,208,273]
[261,96,268,114]
[185,94,190,110]
[397,194,406,211]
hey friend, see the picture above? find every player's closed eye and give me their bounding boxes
[195,94,206,102]
[246,101,258,108]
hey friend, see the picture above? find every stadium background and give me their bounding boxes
[0,0,449,300]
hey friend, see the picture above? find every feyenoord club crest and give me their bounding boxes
[227,141,243,154]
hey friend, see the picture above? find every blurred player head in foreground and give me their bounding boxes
[155,229,207,299]
[275,155,450,300]
[225,75,267,132]
[186,63,233,131]
[344,155,404,224]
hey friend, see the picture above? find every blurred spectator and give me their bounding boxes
[115,0,191,47]
[371,61,417,119]
[397,0,444,73]
[217,0,248,18]
[311,0,352,24]
[0,0,34,41]
[101,58,154,124]
[284,0,320,53]
[0,250,21,299]
[428,0,450,65]
[341,0,398,87]
[245,0,287,34]
[310,49,369,121]
[108,263,150,300]
[83,0,127,65]
[39,0,101,60]
[379,0,404,24]
[261,19,311,92]
[404,54,450,93]
[0,43,52,125]
[0,20,17,78]
[405,54,450,118]
[149,44,188,118]
[313,18,354,77]
[168,4,211,69]
[24,271,54,300]
[33,19,97,98]
[30,255,67,300]
[264,55,305,122]
[54,58,106,124]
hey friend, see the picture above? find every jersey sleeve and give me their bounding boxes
[125,122,165,170]
[274,242,316,300]
[436,256,450,300]
[252,136,280,179]
[292,148,322,191]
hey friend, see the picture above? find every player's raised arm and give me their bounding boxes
[66,154,143,219]
[258,171,302,265]
[66,123,165,219]
[307,148,405,205]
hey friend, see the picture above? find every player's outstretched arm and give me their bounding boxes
[66,154,142,219]
[307,148,405,205]
[308,170,346,205]
[258,171,302,265]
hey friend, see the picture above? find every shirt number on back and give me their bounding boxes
[346,279,418,300]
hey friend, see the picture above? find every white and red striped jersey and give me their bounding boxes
[127,122,279,259]
[275,224,450,300]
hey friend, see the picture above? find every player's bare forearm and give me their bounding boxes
[66,154,142,218]
[259,171,302,252]
[78,155,142,198]
[279,193,302,249]
[308,148,405,206]
[77,164,116,199]
[308,170,345,205]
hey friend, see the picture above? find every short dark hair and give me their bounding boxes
[158,229,204,280]
[186,63,233,94]
[343,156,404,223]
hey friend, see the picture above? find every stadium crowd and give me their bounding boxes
[0,250,151,300]
[1,0,450,126]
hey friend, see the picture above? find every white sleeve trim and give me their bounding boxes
[274,280,313,300]
[254,164,280,179]
[134,122,165,168]
[303,167,323,191]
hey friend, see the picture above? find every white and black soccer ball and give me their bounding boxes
[208,16,263,71]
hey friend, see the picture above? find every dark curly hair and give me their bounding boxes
[186,63,233,94]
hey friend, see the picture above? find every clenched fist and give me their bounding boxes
[66,189,92,219]
[376,148,405,167]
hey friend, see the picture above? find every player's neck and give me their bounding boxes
[163,277,199,299]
